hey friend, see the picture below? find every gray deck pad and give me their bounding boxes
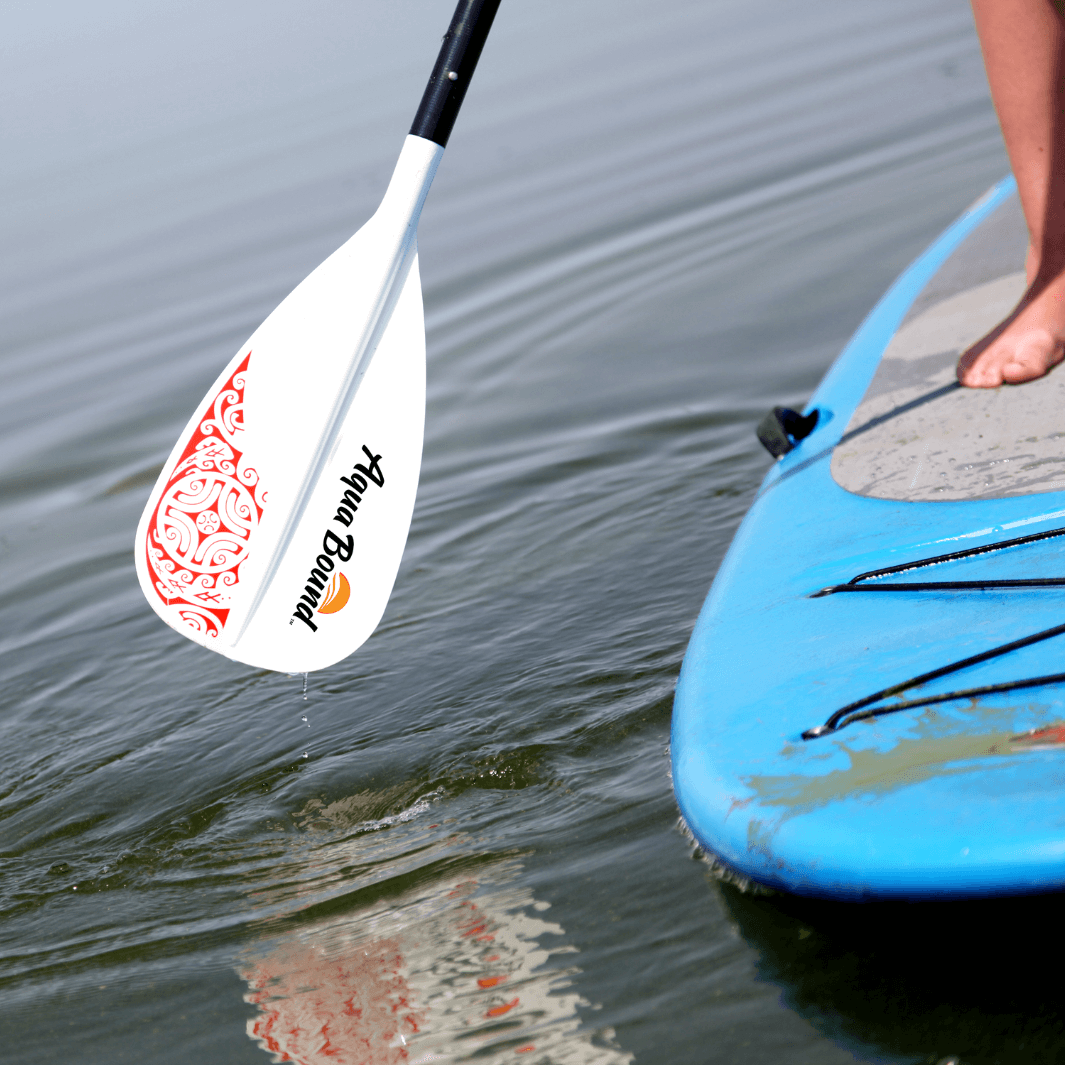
[831,194,1065,502]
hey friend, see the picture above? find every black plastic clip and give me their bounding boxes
[756,407,819,458]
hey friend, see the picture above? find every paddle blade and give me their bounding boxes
[135,137,441,673]
[136,252,425,673]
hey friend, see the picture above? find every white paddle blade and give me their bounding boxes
[136,136,442,673]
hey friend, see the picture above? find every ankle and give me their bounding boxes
[1028,248,1065,287]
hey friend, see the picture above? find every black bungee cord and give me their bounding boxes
[802,523,1065,740]
[812,522,1065,597]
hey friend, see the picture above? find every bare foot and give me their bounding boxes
[956,268,1065,388]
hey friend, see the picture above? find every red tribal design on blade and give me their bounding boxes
[145,353,266,637]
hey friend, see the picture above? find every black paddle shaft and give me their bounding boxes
[410,0,502,147]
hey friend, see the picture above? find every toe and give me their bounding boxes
[957,340,1007,388]
[1000,334,1063,383]
[1001,359,1043,383]
[958,358,1003,388]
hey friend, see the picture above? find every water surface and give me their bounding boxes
[2,1,1049,1062]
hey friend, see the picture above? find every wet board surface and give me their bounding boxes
[672,177,1065,899]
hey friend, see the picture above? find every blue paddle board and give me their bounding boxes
[672,176,1065,899]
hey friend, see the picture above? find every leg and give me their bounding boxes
[957,0,1065,387]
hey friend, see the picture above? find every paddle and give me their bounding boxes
[136,0,502,673]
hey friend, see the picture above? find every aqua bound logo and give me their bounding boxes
[290,445,384,632]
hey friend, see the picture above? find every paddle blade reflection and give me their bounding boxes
[240,872,630,1065]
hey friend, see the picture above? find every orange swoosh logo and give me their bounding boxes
[318,571,350,614]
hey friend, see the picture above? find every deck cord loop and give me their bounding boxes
[812,523,1065,597]
[802,524,1065,740]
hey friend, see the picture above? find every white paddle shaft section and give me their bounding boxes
[136,136,443,672]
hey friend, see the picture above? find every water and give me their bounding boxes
[1,1,1051,1062]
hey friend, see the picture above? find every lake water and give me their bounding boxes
[3,1,1051,1063]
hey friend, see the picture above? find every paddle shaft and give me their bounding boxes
[411,0,502,147]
